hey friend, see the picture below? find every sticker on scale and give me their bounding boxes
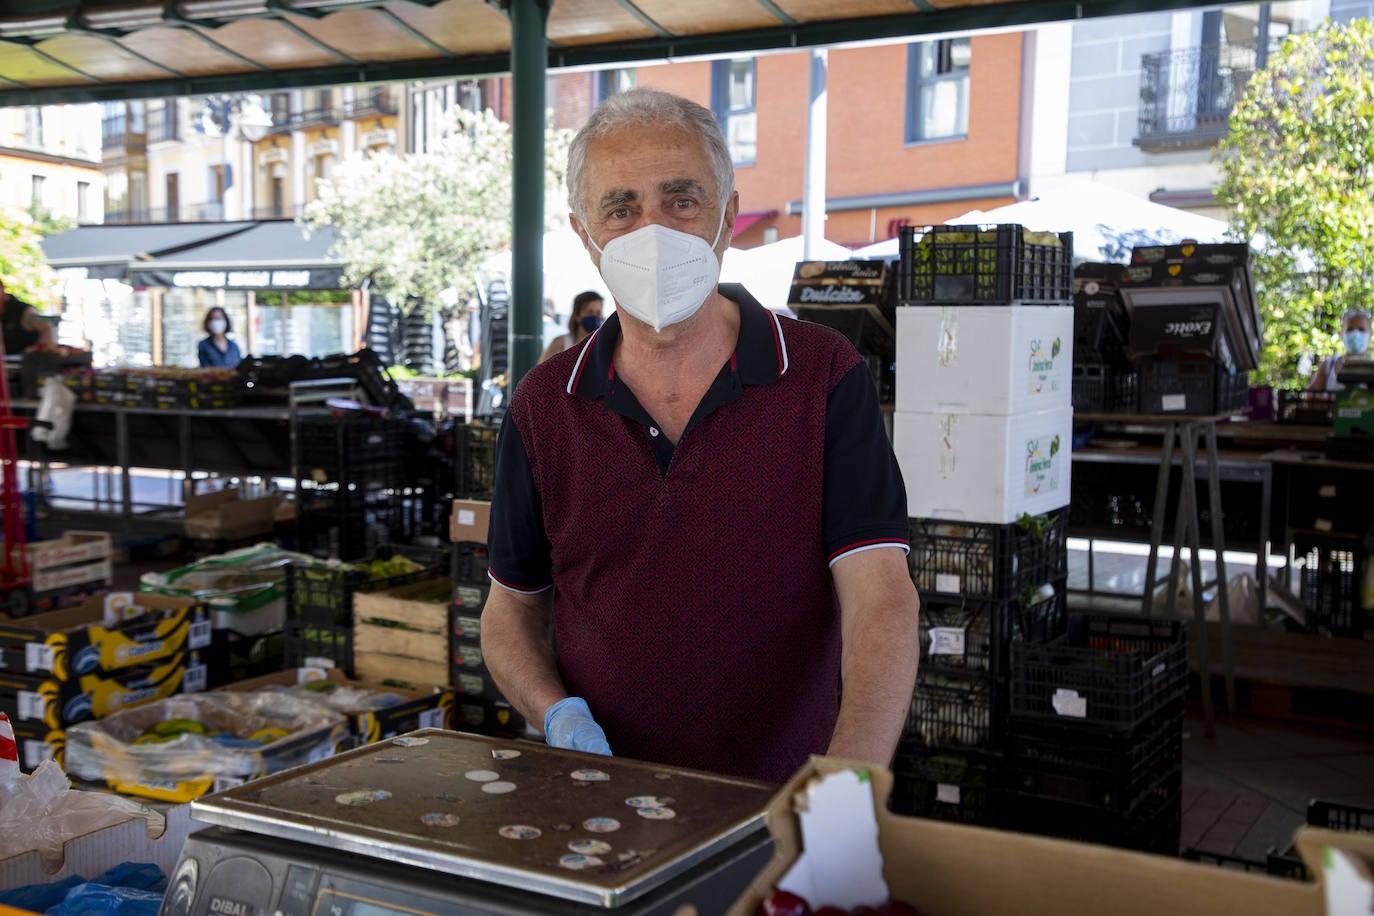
[559,854,604,871]
[25,643,55,673]
[421,812,461,827]
[491,748,521,760]
[928,627,966,657]
[581,817,620,833]
[481,781,517,795]
[499,825,541,840]
[336,790,392,806]
[568,839,612,856]
[636,807,676,820]
[393,736,429,747]
[570,769,610,782]
[465,769,500,782]
[1051,688,1088,719]
[625,796,672,808]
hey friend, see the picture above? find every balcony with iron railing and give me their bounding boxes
[1136,43,1258,150]
[101,115,146,154]
[267,107,341,135]
[342,88,398,120]
[147,106,180,144]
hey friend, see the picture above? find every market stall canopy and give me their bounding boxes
[0,0,1223,106]
[39,221,256,280]
[126,221,345,289]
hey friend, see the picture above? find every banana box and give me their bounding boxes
[0,592,210,679]
[214,666,453,749]
[64,691,348,804]
[0,650,208,729]
[9,720,64,770]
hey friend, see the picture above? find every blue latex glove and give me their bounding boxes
[543,696,612,756]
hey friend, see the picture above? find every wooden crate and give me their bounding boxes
[353,578,451,682]
[7,532,114,594]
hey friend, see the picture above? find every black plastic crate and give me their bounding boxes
[899,224,1073,305]
[1296,536,1368,637]
[1136,359,1249,415]
[904,674,1001,751]
[453,697,525,739]
[1011,612,1188,732]
[1001,772,1182,855]
[1182,850,1269,873]
[889,748,1001,824]
[1071,363,1138,413]
[452,542,491,586]
[286,545,447,629]
[1276,389,1336,425]
[1003,703,1183,813]
[908,510,1069,602]
[205,629,283,688]
[1266,799,1374,881]
[1073,292,1130,360]
[918,582,1067,677]
[297,415,405,475]
[455,423,499,500]
[283,619,353,675]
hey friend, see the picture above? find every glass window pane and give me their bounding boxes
[918,43,936,79]
[728,61,754,111]
[949,38,972,72]
[920,77,969,139]
[727,111,756,165]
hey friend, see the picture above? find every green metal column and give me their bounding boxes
[509,0,549,389]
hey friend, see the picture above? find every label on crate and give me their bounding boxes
[23,739,54,769]
[1051,688,1087,719]
[458,509,477,526]
[25,643,55,674]
[1026,336,1063,395]
[936,783,961,805]
[1161,394,1187,412]
[929,627,966,657]
[16,690,45,721]
[934,573,961,594]
[1151,662,1167,679]
[1315,518,1334,533]
[188,620,212,651]
[1023,434,1063,497]
[419,708,446,729]
[182,663,208,695]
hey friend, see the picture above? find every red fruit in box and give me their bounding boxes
[760,890,812,916]
[877,903,920,916]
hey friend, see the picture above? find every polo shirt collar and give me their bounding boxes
[565,283,789,398]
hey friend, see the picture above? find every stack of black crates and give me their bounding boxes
[1071,263,1136,413]
[446,421,525,738]
[295,414,408,561]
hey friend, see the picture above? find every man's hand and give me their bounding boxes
[544,697,613,756]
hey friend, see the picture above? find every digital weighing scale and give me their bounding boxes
[161,729,778,915]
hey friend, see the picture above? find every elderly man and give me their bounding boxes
[481,88,919,784]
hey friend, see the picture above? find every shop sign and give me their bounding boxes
[171,270,313,288]
[787,260,888,309]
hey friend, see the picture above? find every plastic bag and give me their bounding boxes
[1150,559,1192,615]
[33,376,76,450]
[0,761,163,873]
[0,863,164,912]
[1206,572,1261,627]
[47,881,163,916]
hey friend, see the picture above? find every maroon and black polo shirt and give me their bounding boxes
[488,284,909,783]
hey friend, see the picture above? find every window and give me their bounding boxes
[711,58,757,167]
[905,37,971,142]
[77,181,90,222]
[30,175,45,210]
[24,108,45,148]
[165,172,179,221]
[596,68,636,103]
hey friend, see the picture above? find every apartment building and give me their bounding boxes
[0,103,101,222]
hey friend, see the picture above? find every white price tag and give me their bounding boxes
[1052,688,1088,719]
[929,627,966,657]
[23,739,54,770]
[934,573,961,593]
[1161,394,1187,412]
[182,663,208,695]
[418,707,445,729]
[936,783,961,805]
[458,510,476,526]
[1152,662,1167,678]
[188,620,212,651]
[1318,485,1337,498]
[212,775,245,794]
[25,643,55,673]
[307,742,333,763]
[17,690,45,721]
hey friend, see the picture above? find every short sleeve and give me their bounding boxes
[822,363,910,566]
[486,411,554,593]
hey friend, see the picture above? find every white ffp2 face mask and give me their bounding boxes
[588,210,726,333]
[208,319,227,335]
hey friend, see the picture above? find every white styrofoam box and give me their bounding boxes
[896,305,1074,415]
[895,406,1073,524]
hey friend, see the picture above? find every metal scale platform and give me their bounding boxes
[161,729,778,916]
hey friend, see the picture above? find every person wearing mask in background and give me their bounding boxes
[538,290,605,364]
[0,278,56,356]
[197,306,243,368]
[481,88,919,784]
[1309,307,1371,391]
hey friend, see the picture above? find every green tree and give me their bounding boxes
[302,107,574,313]
[1215,17,1374,387]
[0,205,60,311]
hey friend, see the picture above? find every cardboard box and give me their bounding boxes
[1333,387,1374,437]
[894,406,1073,524]
[730,758,1321,916]
[896,306,1074,415]
[450,499,492,544]
[0,592,210,679]
[10,720,64,770]
[0,650,207,729]
[215,667,453,747]
[184,488,282,540]
[451,638,484,670]
[453,696,525,738]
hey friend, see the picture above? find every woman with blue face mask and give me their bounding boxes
[197,306,243,369]
[1309,307,1372,391]
[538,290,604,364]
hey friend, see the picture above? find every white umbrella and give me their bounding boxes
[946,179,1233,264]
[481,226,613,320]
[720,234,854,311]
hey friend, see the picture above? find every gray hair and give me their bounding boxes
[1343,307,1371,322]
[566,87,735,222]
